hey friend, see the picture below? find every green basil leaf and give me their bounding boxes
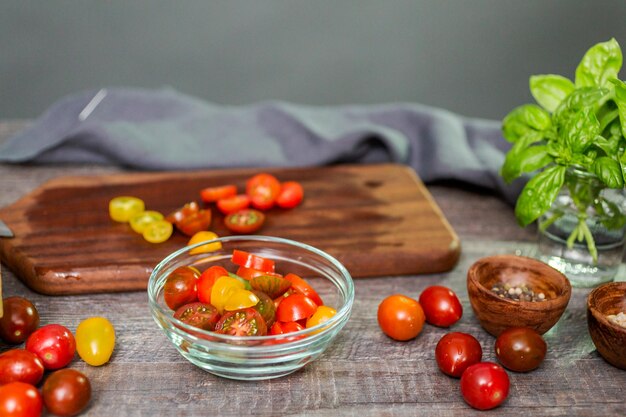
[594,156,624,188]
[529,74,575,112]
[611,79,626,138]
[575,38,623,88]
[502,145,552,184]
[563,108,601,153]
[515,165,567,227]
[502,104,551,143]
[501,131,545,182]
[619,150,626,184]
[553,87,609,129]
[592,135,619,156]
[595,198,626,230]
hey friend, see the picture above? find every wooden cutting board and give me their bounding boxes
[0,164,460,295]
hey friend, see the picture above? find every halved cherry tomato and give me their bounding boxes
[129,210,164,234]
[187,231,222,255]
[224,209,265,234]
[142,220,173,243]
[235,266,282,280]
[276,181,304,209]
[252,291,276,327]
[166,201,200,224]
[283,273,323,306]
[210,276,245,314]
[174,302,220,331]
[250,274,292,299]
[200,184,237,203]
[306,305,337,329]
[215,308,267,336]
[109,196,145,223]
[166,202,212,236]
[231,250,275,272]
[246,173,281,211]
[217,195,250,215]
[269,321,304,335]
[197,266,229,304]
[224,289,259,311]
[163,266,199,310]
[276,294,318,322]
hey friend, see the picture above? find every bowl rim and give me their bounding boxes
[467,254,572,309]
[147,234,355,344]
[587,281,626,334]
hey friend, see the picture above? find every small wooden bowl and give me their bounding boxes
[467,255,572,336]
[587,282,626,370]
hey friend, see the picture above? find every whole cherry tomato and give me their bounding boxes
[42,369,91,417]
[197,266,229,304]
[377,294,425,341]
[25,324,76,370]
[187,231,222,255]
[163,266,199,310]
[216,194,251,214]
[435,332,483,378]
[460,362,510,410]
[215,308,267,336]
[75,317,116,366]
[200,184,237,203]
[0,297,40,344]
[283,273,323,306]
[0,350,45,386]
[276,294,318,322]
[246,173,281,210]
[276,181,304,209]
[224,209,266,234]
[0,381,43,417]
[174,302,221,331]
[495,327,547,372]
[418,286,463,328]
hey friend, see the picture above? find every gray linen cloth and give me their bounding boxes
[0,87,522,203]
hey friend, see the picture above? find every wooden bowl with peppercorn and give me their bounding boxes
[467,255,571,337]
[587,282,626,370]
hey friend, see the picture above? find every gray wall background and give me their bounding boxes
[2,1,626,120]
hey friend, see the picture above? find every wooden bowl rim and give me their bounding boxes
[587,281,626,335]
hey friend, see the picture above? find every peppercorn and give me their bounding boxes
[490,282,547,302]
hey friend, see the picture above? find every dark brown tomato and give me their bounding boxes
[173,302,220,331]
[163,266,199,311]
[494,327,547,372]
[251,290,276,327]
[42,369,91,417]
[0,297,40,344]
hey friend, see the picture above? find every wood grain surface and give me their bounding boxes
[0,164,459,295]
[1,121,625,417]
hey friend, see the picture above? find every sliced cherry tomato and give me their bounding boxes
[0,381,43,417]
[246,173,281,210]
[210,276,245,314]
[174,302,220,331]
[42,369,91,417]
[129,210,164,234]
[109,196,145,223]
[200,184,237,203]
[224,289,259,311]
[197,266,229,304]
[435,332,483,378]
[224,209,265,234]
[270,321,304,335]
[460,362,510,410]
[187,231,222,255]
[0,350,45,386]
[176,210,212,236]
[276,181,304,209]
[75,317,116,367]
[166,201,200,224]
[377,294,425,341]
[283,273,323,306]
[252,291,276,328]
[215,308,267,336]
[25,324,76,370]
[494,327,547,372]
[142,219,173,243]
[235,266,281,280]
[419,286,463,328]
[163,266,199,310]
[276,294,318,322]
[231,250,275,272]
[0,297,40,344]
[250,274,292,299]
[306,305,337,329]
[216,194,250,215]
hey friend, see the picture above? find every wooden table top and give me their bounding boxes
[1,121,624,417]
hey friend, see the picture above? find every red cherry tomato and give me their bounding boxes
[166,201,200,224]
[25,324,76,370]
[173,302,221,331]
[495,327,547,372]
[418,285,463,327]
[435,332,483,378]
[200,184,237,203]
[216,194,251,214]
[42,369,91,417]
[276,294,318,322]
[236,266,283,281]
[0,381,43,417]
[0,297,40,344]
[197,266,229,304]
[246,173,281,210]
[0,350,45,386]
[224,209,265,234]
[276,181,304,209]
[166,202,212,236]
[163,266,199,310]
[283,273,323,306]
[270,321,304,335]
[460,362,510,410]
[231,250,275,273]
[377,294,425,341]
[214,308,267,336]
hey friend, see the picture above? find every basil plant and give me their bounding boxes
[501,38,626,261]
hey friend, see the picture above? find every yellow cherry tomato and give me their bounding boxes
[210,276,245,314]
[109,196,145,222]
[187,231,222,255]
[143,220,173,243]
[76,317,116,366]
[224,289,259,311]
[306,305,337,329]
[129,210,164,233]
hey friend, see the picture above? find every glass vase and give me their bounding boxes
[537,168,626,288]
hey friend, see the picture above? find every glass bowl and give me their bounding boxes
[147,235,355,380]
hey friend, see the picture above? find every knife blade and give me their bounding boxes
[0,220,14,238]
